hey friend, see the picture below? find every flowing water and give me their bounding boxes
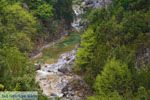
[36,50,89,99]
[71,4,84,31]
[35,0,112,99]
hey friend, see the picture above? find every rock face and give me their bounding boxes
[35,64,41,70]
[36,50,90,99]
[84,0,111,8]
[71,0,111,31]
[136,48,150,69]
[72,4,84,31]
[62,76,90,100]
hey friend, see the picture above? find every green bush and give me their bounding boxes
[94,59,132,95]
[0,84,4,91]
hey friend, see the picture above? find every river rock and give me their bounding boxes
[35,64,41,70]
[51,93,57,96]
[36,48,91,100]
[58,68,71,75]
[61,75,90,100]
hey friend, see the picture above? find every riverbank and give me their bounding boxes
[34,31,91,99]
[36,50,90,100]
[32,32,80,64]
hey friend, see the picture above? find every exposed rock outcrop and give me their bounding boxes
[36,50,90,100]
[136,47,150,69]
[72,0,111,31]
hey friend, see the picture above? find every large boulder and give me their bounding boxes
[62,76,91,99]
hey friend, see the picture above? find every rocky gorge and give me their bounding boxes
[36,50,90,100]
[35,0,112,99]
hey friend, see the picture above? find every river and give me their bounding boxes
[35,49,90,100]
[35,1,89,99]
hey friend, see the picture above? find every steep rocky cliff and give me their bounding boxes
[72,0,111,31]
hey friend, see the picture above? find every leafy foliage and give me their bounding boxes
[75,0,150,99]
[88,92,123,100]
[0,0,74,99]
[94,59,132,95]
[2,3,37,35]
[54,0,74,27]
[36,3,53,20]
[0,46,35,90]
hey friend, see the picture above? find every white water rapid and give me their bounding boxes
[36,50,89,100]
[71,4,84,31]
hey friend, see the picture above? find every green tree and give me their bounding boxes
[0,46,35,90]
[75,28,95,71]
[36,3,53,20]
[2,3,37,36]
[94,59,132,95]
[88,91,123,100]
[3,32,33,52]
[75,0,150,99]
[136,87,149,100]
[0,84,4,91]
[54,0,73,28]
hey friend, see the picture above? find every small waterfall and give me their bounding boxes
[71,2,84,31]
[71,0,111,31]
